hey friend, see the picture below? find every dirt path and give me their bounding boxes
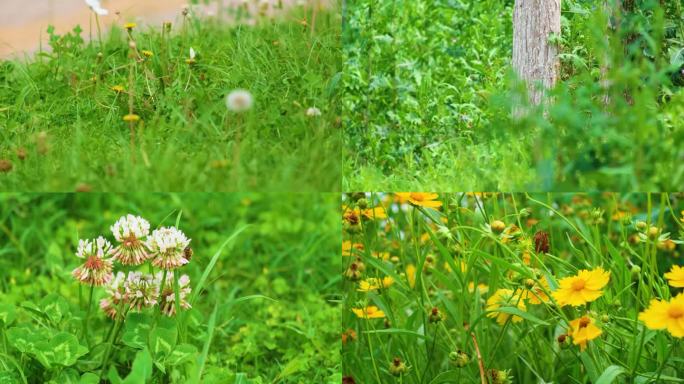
[0,0,325,58]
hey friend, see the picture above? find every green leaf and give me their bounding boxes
[121,313,154,349]
[166,343,199,366]
[79,373,100,384]
[595,365,626,384]
[122,348,153,384]
[40,294,70,324]
[0,304,16,326]
[149,326,177,359]
[47,332,88,367]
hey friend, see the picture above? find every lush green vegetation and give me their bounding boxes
[0,2,341,192]
[343,0,684,191]
[0,192,340,383]
[342,192,684,383]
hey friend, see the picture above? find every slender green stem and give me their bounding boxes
[84,284,94,345]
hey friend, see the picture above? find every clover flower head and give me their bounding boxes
[111,214,152,265]
[226,89,254,113]
[147,227,191,270]
[157,273,192,317]
[72,236,114,286]
[100,271,126,319]
[124,272,160,311]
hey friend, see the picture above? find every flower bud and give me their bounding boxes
[449,350,470,367]
[630,264,641,281]
[389,357,408,376]
[490,220,506,234]
[428,307,445,324]
[357,198,368,210]
[489,369,513,384]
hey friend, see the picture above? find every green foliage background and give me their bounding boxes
[0,193,341,383]
[343,0,684,191]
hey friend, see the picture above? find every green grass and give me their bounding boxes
[343,0,684,191]
[0,192,340,383]
[0,3,341,192]
[343,192,684,383]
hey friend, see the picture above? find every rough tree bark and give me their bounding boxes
[512,0,561,106]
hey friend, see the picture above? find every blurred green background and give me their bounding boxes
[0,192,341,382]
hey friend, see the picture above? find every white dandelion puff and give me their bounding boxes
[306,107,322,117]
[226,89,254,113]
[85,0,109,16]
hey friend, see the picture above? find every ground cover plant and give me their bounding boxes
[342,192,684,383]
[343,0,684,191]
[0,0,341,192]
[0,192,340,383]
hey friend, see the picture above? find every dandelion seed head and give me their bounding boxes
[306,107,321,117]
[226,89,254,113]
[85,0,109,16]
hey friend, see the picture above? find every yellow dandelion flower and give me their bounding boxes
[141,50,154,58]
[111,85,125,93]
[552,267,610,307]
[395,193,442,208]
[486,288,526,325]
[639,293,684,337]
[351,306,385,319]
[665,265,684,288]
[123,114,141,123]
[568,316,602,351]
[124,22,137,30]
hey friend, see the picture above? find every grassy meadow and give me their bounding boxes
[0,1,341,192]
[0,192,340,383]
[343,0,684,191]
[342,192,684,383]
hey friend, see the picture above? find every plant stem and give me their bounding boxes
[84,284,94,345]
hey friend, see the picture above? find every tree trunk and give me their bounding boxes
[512,0,561,105]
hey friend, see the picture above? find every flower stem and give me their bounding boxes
[84,284,94,345]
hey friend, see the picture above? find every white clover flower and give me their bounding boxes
[306,107,322,117]
[111,214,152,265]
[157,273,192,317]
[124,272,160,311]
[100,271,126,319]
[72,236,114,286]
[226,89,254,113]
[146,227,191,270]
[85,0,109,16]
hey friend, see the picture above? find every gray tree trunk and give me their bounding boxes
[512,0,561,106]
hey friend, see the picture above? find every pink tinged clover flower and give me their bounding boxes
[146,227,191,270]
[158,273,192,317]
[100,271,126,319]
[111,214,152,265]
[72,236,114,286]
[124,272,160,311]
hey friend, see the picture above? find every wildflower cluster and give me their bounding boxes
[342,193,684,382]
[71,214,193,318]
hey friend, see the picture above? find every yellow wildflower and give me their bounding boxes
[639,293,684,337]
[351,306,385,319]
[665,265,684,288]
[552,267,610,307]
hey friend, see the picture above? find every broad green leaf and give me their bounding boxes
[40,294,70,324]
[595,365,626,384]
[166,343,199,366]
[47,332,88,367]
[122,348,153,384]
[149,326,177,359]
[121,313,154,349]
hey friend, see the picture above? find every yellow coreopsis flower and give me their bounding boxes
[395,193,442,208]
[357,277,394,292]
[639,293,684,337]
[468,282,489,294]
[664,265,684,288]
[352,306,386,319]
[486,288,526,325]
[552,267,610,307]
[342,240,363,257]
[568,316,602,351]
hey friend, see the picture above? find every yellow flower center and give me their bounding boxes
[571,279,586,291]
[668,306,684,319]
